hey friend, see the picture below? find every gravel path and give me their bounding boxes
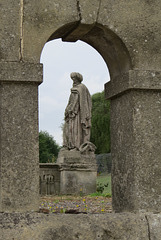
[40,196,112,214]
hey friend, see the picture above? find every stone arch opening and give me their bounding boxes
[39,38,110,146]
[39,21,132,147]
[47,22,132,79]
[39,22,132,199]
[39,38,111,197]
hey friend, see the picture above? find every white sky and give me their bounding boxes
[39,39,110,146]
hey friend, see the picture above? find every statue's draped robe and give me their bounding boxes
[63,83,92,149]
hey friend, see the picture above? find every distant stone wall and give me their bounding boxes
[96,153,111,174]
[39,164,60,195]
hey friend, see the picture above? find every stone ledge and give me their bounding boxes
[105,70,161,99]
[57,148,96,164]
[59,163,97,171]
[0,212,161,239]
[0,62,43,83]
[40,163,60,169]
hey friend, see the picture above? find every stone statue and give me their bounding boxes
[57,73,97,195]
[63,72,94,152]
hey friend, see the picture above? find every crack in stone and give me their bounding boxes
[76,0,82,21]
[145,215,152,240]
[96,0,102,22]
[19,0,24,61]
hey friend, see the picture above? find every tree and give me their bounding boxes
[90,91,110,154]
[39,131,60,163]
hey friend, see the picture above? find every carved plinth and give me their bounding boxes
[57,148,97,195]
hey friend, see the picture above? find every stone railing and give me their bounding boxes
[39,163,60,195]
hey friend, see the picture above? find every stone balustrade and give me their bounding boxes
[39,163,60,195]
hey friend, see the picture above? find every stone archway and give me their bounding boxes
[43,21,134,208]
[1,5,161,213]
[42,21,161,213]
[47,22,132,79]
[1,2,161,238]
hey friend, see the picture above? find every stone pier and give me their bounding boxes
[0,62,42,212]
[105,70,161,212]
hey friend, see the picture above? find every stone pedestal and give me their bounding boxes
[105,70,161,212]
[57,149,97,195]
[0,62,42,212]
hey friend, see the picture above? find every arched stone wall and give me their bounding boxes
[20,0,161,71]
[48,22,132,79]
[0,0,161,214]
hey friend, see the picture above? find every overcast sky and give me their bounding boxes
[39,39,110,145]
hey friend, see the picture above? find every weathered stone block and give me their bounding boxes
[60,169,97,195]
[110,70,161,212]
[105,70,161,99]
[98,0,161,70]
[57,149,97,195]
[146,214,161,240]
[0,0,20,61]
[0,62,42,212]
[111,91,135,212]
[0,212,152,240]
[79,0,100,24]
[23,0,79,62]
[133,90,161,212]
[0,83,39,212]
[0,62,43,83]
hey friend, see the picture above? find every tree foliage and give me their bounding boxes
[39,130,60,163]
[90,91,110,154]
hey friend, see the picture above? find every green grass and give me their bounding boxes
[97,173,111,195]
[89,192,111,197]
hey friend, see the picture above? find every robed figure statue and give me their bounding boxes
[63,72,92,151]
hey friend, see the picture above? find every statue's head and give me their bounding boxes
[70,72,83,83]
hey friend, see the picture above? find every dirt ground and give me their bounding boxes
[40,195,112,214]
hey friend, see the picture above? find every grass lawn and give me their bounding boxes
[97,173,111,195]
